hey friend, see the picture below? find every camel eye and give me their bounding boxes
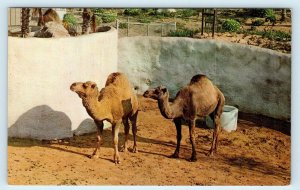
[83,83,87,89]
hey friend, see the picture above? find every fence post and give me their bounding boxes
[116,19,119,30]
[174,22,177,31]
[147,23,149,36]
[212,9,217,38]
[161,23,163,37]
[127,17,129,36]
[201,9,204,35]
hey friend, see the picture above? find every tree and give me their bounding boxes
[21,8,31,37]
[281,9,287,22]
[82,8,91,34]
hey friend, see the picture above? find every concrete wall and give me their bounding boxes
[8,27,118,140]
[118,37,291,120]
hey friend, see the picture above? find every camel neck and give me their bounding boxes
[82,96,109,121]
[157,94,179,119]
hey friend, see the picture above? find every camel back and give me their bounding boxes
[190,74,208,85]
[105,72,132,89]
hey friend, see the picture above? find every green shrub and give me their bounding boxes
[92,9,106,14]
[247,9,267,17]
[168,28,198,37]
[63,13,78,26]
[265,9,276,25]
[101,13,117,23]
[222,19,241,32]
[138,16,151,23]
[237,29,291,42]
[124,8,142,16]
[261,30,291,41]
[119,22,128,29]
[177,9,197,18]
[252,19,265,26]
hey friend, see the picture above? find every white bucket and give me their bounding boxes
[205,105,238,132]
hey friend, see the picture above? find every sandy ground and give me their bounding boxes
[8,96,290,186]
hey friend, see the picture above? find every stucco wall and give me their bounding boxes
[118,37,291,120]
[8,27,118,140]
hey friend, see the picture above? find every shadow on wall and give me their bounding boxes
[8,105,73,140]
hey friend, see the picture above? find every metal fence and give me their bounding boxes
[8,8,178,38]
[116,19,177,37]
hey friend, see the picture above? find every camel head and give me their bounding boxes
[70,81,99,99]
[143,86,169,100]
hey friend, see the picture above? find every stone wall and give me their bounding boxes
[8,27,118,139]
[118,37,291,120]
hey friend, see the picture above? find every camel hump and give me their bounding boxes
[190,74,208,84]
[105,72,129,87]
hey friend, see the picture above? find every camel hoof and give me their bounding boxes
[120,146,128,152]
[132,147,138,153]
[208,150,215,157]
[114,155,121,164]
[88,154,99,159]
[169,152,179,158]
[189,156,197,162]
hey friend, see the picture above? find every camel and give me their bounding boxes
[70,72,139,164]
[143,74,225,161]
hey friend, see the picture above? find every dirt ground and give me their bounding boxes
[8,96,290,186]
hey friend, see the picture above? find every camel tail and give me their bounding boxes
[215,87,225,119]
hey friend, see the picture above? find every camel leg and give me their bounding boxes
[170,118,182,158]
[188,119,197,162]
[112,121,121,164]
[129,111,138,153]
[121,118,130,152]
[209,116,221,156]
[209,92,225,156]
[89,120,103,159]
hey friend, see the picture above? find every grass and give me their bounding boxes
[238,29,291,42]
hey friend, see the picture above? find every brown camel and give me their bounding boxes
[70,72,139,164]
[143,74,225,161]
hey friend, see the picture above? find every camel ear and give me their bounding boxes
[161,87,167,93]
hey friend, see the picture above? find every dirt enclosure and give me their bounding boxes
[8,96,290,185]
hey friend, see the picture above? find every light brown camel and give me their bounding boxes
[70,72,139,164]
[143,74,225,161]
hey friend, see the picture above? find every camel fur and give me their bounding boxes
[143,74,225,161]
[70,72,139,164]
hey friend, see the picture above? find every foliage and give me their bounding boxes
[252,19,265,26]
[92,9,117,23]
[264,9,276,25]
[247,9,267,17]
[168,28,199,37]
[124,8,142,16]
[238,29,291,42]
[119,22,128,29]
[138,16,152,23]
[101,13,117,23]
[63,13,78,26]
[92,8,106,14]
[177,9,198,18]
[143,9,157,16]
[261,30,290,41]
[222,19,241,32]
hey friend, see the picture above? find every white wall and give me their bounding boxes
[8,27,118,140]
[118,37,291,120]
